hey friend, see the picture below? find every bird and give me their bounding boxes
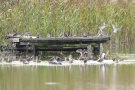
[49,56,56,61]
[82,32,88,37]
[112,24,121,33]
[36,33,42,38]
[18,56,26,62]
[12,29,19,36]
[97,23,107,36]
[33,56,41,63]
[97,53,105,62]
[23,60,29,64]
[68,54,74,63]
[48,56,62,65]
[64,57,69,61]
[112,58,119,63]
[67,28,72,37]
[97,51,109,62]
[0,57,4,62]
[76,49,88,60]
[60,32,68,37]
[25,55,33,62]
[76,49,84,60]
[112,56,124,63]
[55,56,64,62]
[7,57,13,63]
[24,31,32,36]
[83,55,88,64]
[99,23,107,31]
[76,49,88,63]
[76,49,83,53]
[47,33,51,38]
[83,49,88,54]
[64,32,68,37]
[21,33,25,36]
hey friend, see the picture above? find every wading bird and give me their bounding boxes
[97,51,109,62]
[112,56,124,63]
[76,49,89,63]
[48,56,62,65]
[68,54,74,63]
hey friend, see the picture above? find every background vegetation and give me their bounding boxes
[0,0,135,54]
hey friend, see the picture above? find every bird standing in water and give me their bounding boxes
[68,54,73,63]
[83,55,87,63]
[76,49,88,60]
[97,51,109,62]
[112,56,124,63]
[7,57,13,63]
[76,49,88,63]
[48,56,62,65]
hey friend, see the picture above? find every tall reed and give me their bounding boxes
[0,0,135,54]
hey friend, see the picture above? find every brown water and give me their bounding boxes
[0,64,135,90]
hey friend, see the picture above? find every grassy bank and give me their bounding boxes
[0,0,135,54]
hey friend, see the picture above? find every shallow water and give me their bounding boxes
[0,64,135,90]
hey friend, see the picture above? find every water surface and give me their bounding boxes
[0,64,135,90]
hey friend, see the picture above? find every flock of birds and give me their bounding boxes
[0,55,42,64]
[47,49,124,65]
[8,29,42,38]
[0,47,124,65]
[3,23,123,65]
[8,23,121,38]
[46,23,122,65]
[48,49,101,65]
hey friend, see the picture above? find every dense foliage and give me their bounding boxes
[0,0,135,54]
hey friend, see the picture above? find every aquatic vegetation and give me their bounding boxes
[0,0,135,54]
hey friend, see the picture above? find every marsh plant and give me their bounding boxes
[0,0,135,54]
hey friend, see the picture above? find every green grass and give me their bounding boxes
[0,0,135,54]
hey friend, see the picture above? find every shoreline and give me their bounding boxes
[0,60,135,66]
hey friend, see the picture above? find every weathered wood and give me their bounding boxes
[8,38,19,42]
[6,35,110,56]
[9,45,87,51]
[19,36,110,45]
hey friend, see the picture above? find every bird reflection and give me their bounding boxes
[99,64,107,85]
[110,64,118,89]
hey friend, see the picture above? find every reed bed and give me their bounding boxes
[0,0,135,54]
